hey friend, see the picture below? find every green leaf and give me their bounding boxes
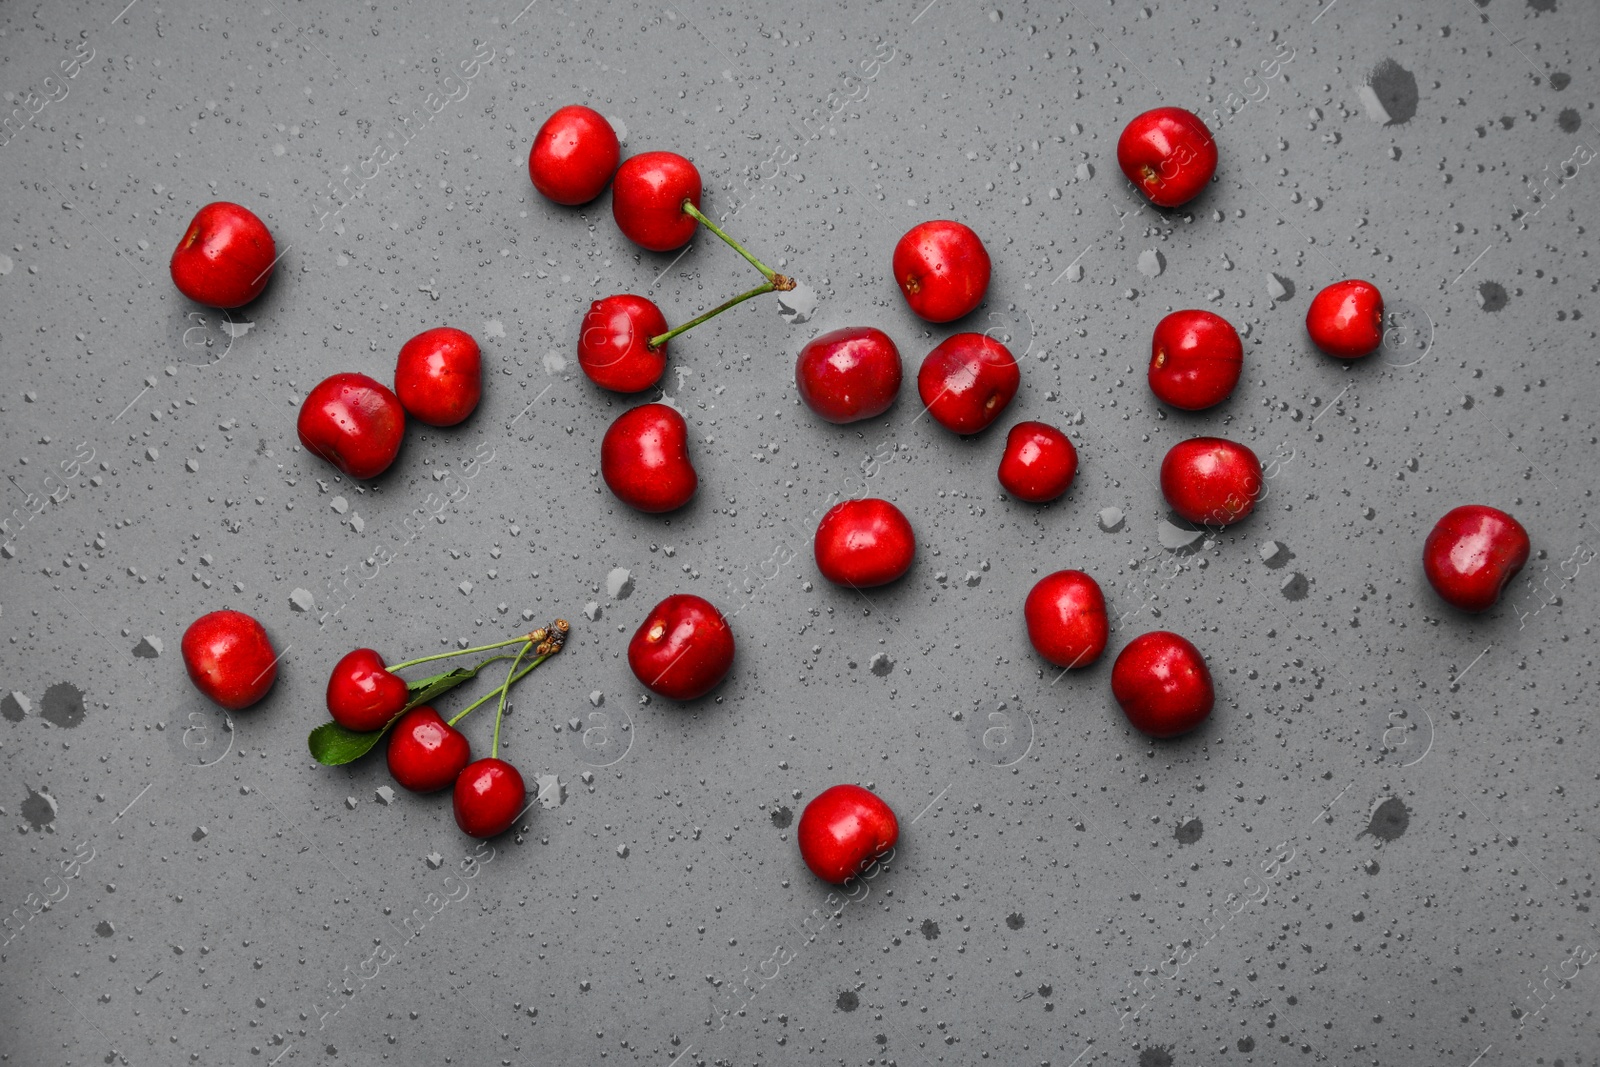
[306,655,518,767]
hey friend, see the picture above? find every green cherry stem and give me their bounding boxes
[490,639,533,760]
[647,280,788,350]
[681,201,796,290]
[444,618,571,730]
[389,633,540,672]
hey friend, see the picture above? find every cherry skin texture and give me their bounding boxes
[998,421,1078,503]
[394,327,482,427]
[1148,310,1243,410]
[1306,279,1384,359]
[325,648,410,732]
[1116,107,1218,208]
[528,105,620,206]
[181,610,279,711]
[600,403,697,513]
[796,785,900,885]
[892,220,992,322]
[1111,631,1215,738]
[611,152,702,252]
[814,499,916,588]
[1423,505,1530,613]
[297,373,405,480]
[795,327,903,424]
[1159,437,1263,527]
[627,594,736,700]
[917,333,1020,435]
[386,706,471,793]
[577,294,669,393]
[452,758,527,839]
[1024,571,1109,669]
[169,202,277,308]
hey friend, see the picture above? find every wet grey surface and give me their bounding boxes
[1,0,1597,1064]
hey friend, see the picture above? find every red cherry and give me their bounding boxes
[997,421,1078,503]
[180,609,279,711]
[795,326,903,424]
[917,333,1020,435]
[892,220,991,323]
[813,498,916,588]
[528,105,620,206]
[169,201,278,308]
[1111,631,1215,738]
[796,784,899,885]
[452,758,527,839]
[325,648,410,732]
[600,403,698,513]
[1148,310,1243,410]
[578,294,669,393]
[1306,279,1384,359]
[394,327,482,427]
[1116,107,1218,208]
[1024,571,1108,669]
[1159,437,1263,527]
[386,706,471,793]
[1423,505,1530,613]
[612,151,702,252]
[297,373,406,480]
[627,594,735,700]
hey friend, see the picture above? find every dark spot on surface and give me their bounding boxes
[1005,912,1025,930]
[95,920,115,937]
[1359,796,1411,842]
[1477,282,1509,312]
[1237,1036,1256,1052]
[1557,108,1581,134]
[1364,859,1381,875]
[21,785,58,831]
[874,1033,888,1046]
[1139,1046,1174,1067]
[1550,72,1570,91]
[1366,58,1419,125]
[1,691,30,722]
[1500,115,1516,130]
[1174,817,1204,845]
[836,990,859,1012]
[1526,0,1556,12]
[1280,572,1309,601]
[40,682,86,728]
[770,805,792,828]
[1038,983,1053,997]
[921,919,941,940]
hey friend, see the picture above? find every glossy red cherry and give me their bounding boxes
[917,333,1020,435]
[578,294,669,393]
[1111,631,1214,738]
[394,327,482,427]
[796,784,899,885]
[1116,107,1218,208]
[180,609,279,711]
[528,104,620,206]
[600,403,697,513]
[1024,571,1108,670]
[813,498,916,588]
[452,758,527,839]
[297,373,406,480]
[627,594,735,700]
[1148,310,1243,410]
[1159,437,1263,527]
[997,421,1078,503]
[892,220,991,323]
[1423,505,1530,613]
[325,648,410,732]
[612,151,702,252]
[169,201,278,308]
[1306,279,1384,359]
[386,706,471,792]
[795,326,902,424]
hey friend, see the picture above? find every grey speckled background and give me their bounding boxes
[1,0,1596,1064]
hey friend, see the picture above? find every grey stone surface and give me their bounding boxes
[1,1,1597,1065]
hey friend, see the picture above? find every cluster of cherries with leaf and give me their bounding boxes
[173,103,1530,882]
